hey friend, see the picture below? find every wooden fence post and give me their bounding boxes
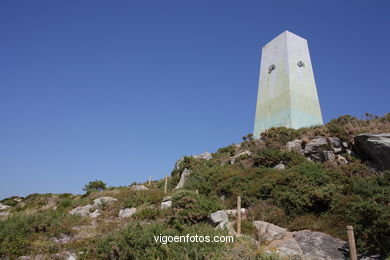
[237,196,241,235]
[346,225,357,260]
[164,174,168,194]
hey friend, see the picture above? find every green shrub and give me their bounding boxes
[83,180,107,193]
[217,145,236,156]
[345,200,390,256]
[170,190,222,225]
[133,206,167,220]
[253,148,305,168]
[123,190,165,209]
[96,222,230,259]
[0,197,18,207]
[0,210,84,257]
[260,127,302,149]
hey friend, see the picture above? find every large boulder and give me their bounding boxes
[119,207,137,218]
[328,137,343,153]
[193,152,213,160]
[69,204,94,217]
[51,233,73,244]
[286,139,304,154]
[52,251,77,260]
[210,210,228,229]
[273,162,286,170]
[224,208,246,217]
[304,137,341,163]
[230,150,252,164]
[174,157,184,170]
[0,212,10,219]
[304,137,329,155]
[131,185,149,191]
[89,209,100,218]
[294,230,347,260]
[266,232,303,256]
[354,133,390,170]
[175,168,191,189]
[0,203,11,211]
[160,200,172,209]
[174,152,212,170]
[93,197,118,206]
[253,221,287,241]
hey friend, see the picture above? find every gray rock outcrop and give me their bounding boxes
[69,197,117,217]
[89,209,100,218]
[51,233,73,244]
[131,185,149,191]
[304,137,347,164]
[0,203,11,211]
[230,150,252,165]
[175,152,212,170]
[294,230,347,260]
[160,200,172,209]
[210,210,228,229]
[354,133,390,170]
[304,137,329,155]
[69,204,95,217]
[273,162,286,169]
[52,251,78,260]
[253,221,287,241]
[0,212,10,219]
[286,139,304,154]
[255,221,348,260]
[93,197,118,206]
[224,208,246,217]
[160,196,172,209]
[193,152,213,160]
[119,207,137,218]
[328,137,343,153]
[175,168,191,189]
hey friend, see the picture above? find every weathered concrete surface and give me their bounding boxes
[354,133,390,170]
[254,31,323,138]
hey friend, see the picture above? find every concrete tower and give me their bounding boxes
[253,31,323,138]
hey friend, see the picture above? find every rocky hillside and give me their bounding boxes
[1,114,390,260]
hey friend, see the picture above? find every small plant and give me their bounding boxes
[170,190,222,225]
[217,145,236,156]
[82,180,107,193]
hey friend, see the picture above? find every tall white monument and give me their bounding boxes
[253,31,323,138]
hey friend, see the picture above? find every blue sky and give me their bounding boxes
[1,1,389,199]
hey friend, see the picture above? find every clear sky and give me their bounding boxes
[1,1,389,199]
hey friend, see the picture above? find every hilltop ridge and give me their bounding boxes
[1,114,390,259]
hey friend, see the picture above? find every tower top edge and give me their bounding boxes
[262,30,307,49]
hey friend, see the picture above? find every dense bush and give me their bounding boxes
[96,222,230,260]
[170,190,222,225]
[83,180,107,193]
[123,190,165,208]
[217,145,237,156]
[260,127,303,148]
[183,155,390,256]
[252,148,305,168]
[0,210,84,257]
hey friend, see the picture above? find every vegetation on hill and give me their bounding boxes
[0,114,389,259]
